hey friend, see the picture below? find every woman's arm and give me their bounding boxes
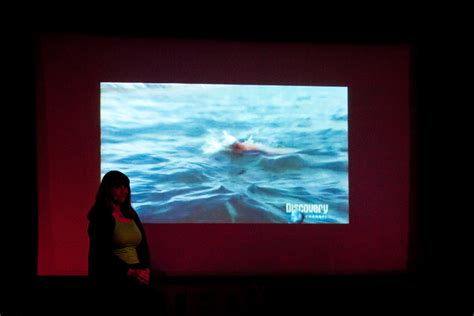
[132,211,151,269]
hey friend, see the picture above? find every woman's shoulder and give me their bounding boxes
[129,209,147,229]
[130,208,142,222]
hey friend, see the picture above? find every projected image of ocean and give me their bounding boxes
[101,83,348,223]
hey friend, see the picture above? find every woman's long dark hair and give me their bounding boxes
[87,170,135,220]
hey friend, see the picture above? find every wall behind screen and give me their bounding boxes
[36,33,411,276]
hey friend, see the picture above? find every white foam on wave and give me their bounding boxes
[201,130,238,154]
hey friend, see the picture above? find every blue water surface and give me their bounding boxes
[101,83,348,223]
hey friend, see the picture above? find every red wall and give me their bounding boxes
[36,33,411,276]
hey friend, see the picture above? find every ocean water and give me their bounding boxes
[101,83,348,223]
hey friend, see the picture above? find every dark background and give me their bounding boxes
[35,32,411,277]
[3,15,467,314]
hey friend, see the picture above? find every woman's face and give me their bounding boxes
[110,184,129,205]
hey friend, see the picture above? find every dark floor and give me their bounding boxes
[3,273,452,315]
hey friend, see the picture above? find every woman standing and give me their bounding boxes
[87,170,151,293]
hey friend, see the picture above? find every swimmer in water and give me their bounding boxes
[230,140,293,155]
[231,140,261,153]
[225,132,293,155]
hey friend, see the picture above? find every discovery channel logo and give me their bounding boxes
[286,203,329,222]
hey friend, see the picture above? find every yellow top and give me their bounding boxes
[112,218,142,265]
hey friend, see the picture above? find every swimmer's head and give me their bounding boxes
[231,141,244,151]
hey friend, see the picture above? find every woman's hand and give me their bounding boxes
[127,268,150,285]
